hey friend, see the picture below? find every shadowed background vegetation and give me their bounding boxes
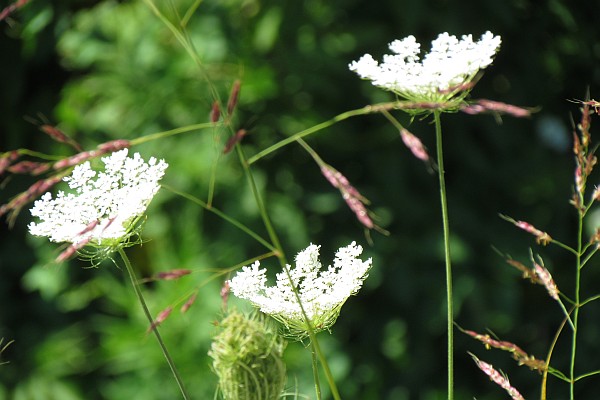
[1,0,600,399]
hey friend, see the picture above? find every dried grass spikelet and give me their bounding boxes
[209,309,287,400]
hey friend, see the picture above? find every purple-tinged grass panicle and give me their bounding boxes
[0,0,29,22]
[343,193,374,229]
[56,237,92,263]
[0,151,20,175]
[470,353,525,400]
[502,215,552,246]
[52,140,131,170]
[39,124,83,152]
[210,101,221,123]
[220,280,230,310]
[320,165,367,202]
[589,228,600,248]
[320,164,375,229]
[97,139,130,153]
[463,329,546,372]
[593,186,600,202]
[223,129,247,154]
[147,306,173,333]
[155,269,192,281]
[575,166,585,196]
[400,128,430,162]
[6,161,49,175]
[226,80,241,116]
[181,292,197,314]
[568,101,596,211]
[52,151,96,170]
[532,258,559,301]
[576,99,600,116]
[460,99,531,118]
[505,257,542,285]
[438,81,475,95]
[1,174,65,223]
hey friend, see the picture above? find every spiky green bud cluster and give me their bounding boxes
[209,310,287,400]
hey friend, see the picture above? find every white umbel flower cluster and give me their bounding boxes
[29,149,168,246]
[229,242,372,338]
[349,32,501,103]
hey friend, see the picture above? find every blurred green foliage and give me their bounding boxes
[1,0,600,399]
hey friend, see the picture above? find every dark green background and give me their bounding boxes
[1,0,600,399]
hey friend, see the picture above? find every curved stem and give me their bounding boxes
[161,183,277,252]
[117,248,190,400]
[434,110,454,400]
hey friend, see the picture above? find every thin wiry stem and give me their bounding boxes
[247,100,452,165]
[117,248,190,400]
[434,110,454,400]
[129,123,215,146]
[570,210,583,400]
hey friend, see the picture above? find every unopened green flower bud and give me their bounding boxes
[209,310,287,400]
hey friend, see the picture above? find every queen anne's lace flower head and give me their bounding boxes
[349,31,501,105]
[28,149,168,249]
[229,242,372,339]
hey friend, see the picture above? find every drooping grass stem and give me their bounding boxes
[433,110,454,400]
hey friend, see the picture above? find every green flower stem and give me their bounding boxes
[433,110,454,400]
[117,248,190,400]
[311,333,341,400]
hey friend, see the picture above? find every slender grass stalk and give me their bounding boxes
[570,211,583,400]
[247,100,451,165]
[161,183,276,252]
[129,122,215,146]
[117,248,190,400]
[433,110,454,400]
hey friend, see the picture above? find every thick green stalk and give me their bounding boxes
[434,110,454,400]
[117,248,190,400]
